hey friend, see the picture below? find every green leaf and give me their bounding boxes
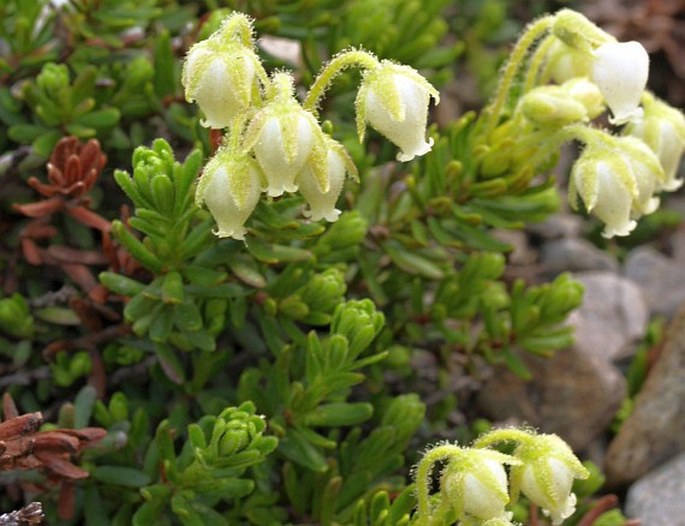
[155,344,186,384]
[7,123,47,142]
[92,466,152,488]
[149,305,173,343]
[99,272,146,296]
[305,403,374,427]
[383,241,444,280]
[112,220,163,273]
[161,271,184,305]
[246,238,313,263]
[75,107,121,128]
[74,385,97,428]
[32,130,62,157]
[279,428,328,472]
[154,29,176,99]
[502,349,532,380]
[172,300,203,332]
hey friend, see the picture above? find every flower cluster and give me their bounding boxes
[480,9,685,238]
[415,428,589,526]
[182,13,438,240]
[545,12,684,237]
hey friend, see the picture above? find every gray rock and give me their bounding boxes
[492,229,537,266]
[669,227,685,263]
[478,272,648,451]
[568,272,649,362]
[541,238,619,275]
[625,452,685,525]
[527,214,583,240]
[477,345,626,451]
[624,246,685,318]
[604,303,685,486]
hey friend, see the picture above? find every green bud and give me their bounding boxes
[552,9,612,52]
[519,85,588,129]
[0,293,33,338]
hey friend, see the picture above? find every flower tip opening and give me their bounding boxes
[609,107,644,126]
[396,137,434,162]
[213,226,248,241]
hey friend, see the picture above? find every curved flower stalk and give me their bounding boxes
[413,443,520,525]
[625,92,685,191]
[474,428,589,526]
[591,41,650,125]
[182,13,267,129]
[297,136,358,222]
[243,72,325,197]
[356,61,440,162]
[195,145,263,240]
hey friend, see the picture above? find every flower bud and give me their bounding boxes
[510,433,589,526]
[592,41,649,125]
[625,93,685,191]
[552,9,612,53]
[182,30,261,129]
[356,61,439,162]
[297,137,357,222]
[519,85,588,129]
[442,448,518,521]
[243,73,323,197]
[560,77,605,119]
[196,146,263,240]
[545,39,593,84]
[0,293,33,339]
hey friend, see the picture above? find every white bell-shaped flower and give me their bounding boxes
[592,41,649,125]
[509,433,589,526]
[297,137,357,222]
[243,73,323,197]
[442,448,518,521]
[625,93,685,191]
[569,152,638,238]
[619,136,663,217]
[196,146,263,240]
[356,61,439,162]
[520,457,577,526]
[182,30,261,129]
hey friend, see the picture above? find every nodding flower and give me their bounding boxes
[356,61,439,162]
[195,146,263,241]
[625,92,685,192]
[441,448,519,522]
[297,137,357,223]
[509,433,589,526]
[592,41,649,125]
[569,134,664,238]
[242,73,325,198]
[182,16,263,129]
